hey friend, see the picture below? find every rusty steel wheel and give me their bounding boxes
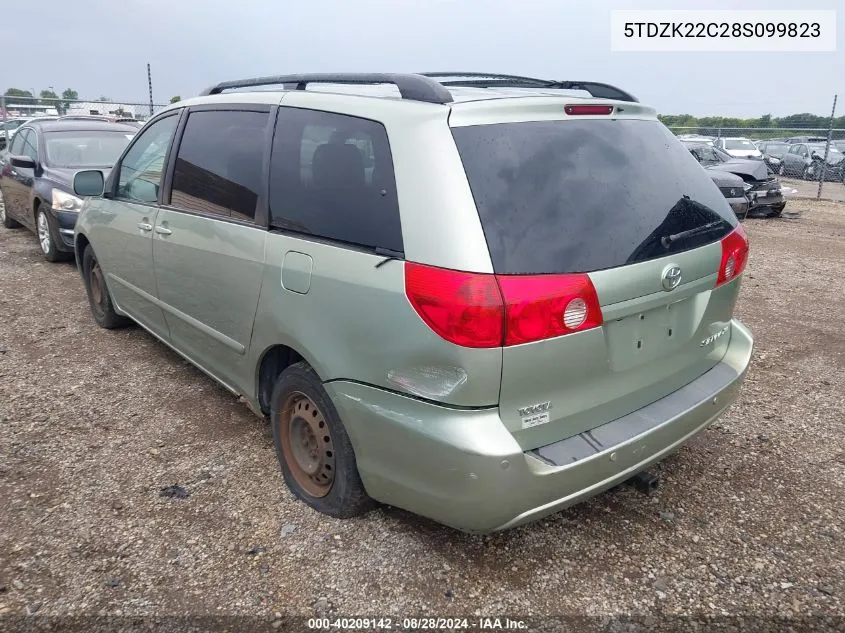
[89,261,106,319]
[279,391,336,497]
[81,245,129,330]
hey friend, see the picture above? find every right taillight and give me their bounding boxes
[716,224,750,287]
[404,262,603,348]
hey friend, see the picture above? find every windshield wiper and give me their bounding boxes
[661,220,725,248]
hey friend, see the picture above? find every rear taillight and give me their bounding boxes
[404,263,604,348]
[497,274,603,346]
[404,263,504,348]
[564,104,614,115]
[716,224,750,287]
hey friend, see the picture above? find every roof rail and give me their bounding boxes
[199,73,453,104]
[420,72,639,103]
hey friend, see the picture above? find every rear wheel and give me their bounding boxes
[1,192,21,228]
[81,245,130,329]
[271,362,375,518]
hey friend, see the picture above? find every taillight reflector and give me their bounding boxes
[716,224,750,287]
[404,263,604,348]
[564,104,614,116]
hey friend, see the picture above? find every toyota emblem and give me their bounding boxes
[661,264,682,291]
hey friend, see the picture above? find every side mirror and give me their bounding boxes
[9,155,36,169]
[73,170,105,197]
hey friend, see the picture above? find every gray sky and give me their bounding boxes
[5,0,842,117]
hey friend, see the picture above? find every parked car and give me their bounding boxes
[786,136,828,144]
[714,137,763,159]
[757,140,790,172]
[0,119,136,261]
[1,117,29,149]
[683,141,785,217]
[777,143,845,181]
[704,168,750,219]
[70,72,753,533]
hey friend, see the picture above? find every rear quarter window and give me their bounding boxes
[269,107,402,253]
[452,119,737,275]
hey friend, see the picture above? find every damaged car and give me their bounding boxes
[778,142,844,182]
[683,141,785,218]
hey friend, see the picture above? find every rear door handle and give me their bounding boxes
[154,225,172,235]
[137,222,153,232]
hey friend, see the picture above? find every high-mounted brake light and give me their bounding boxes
[404,263,604,348]
[716,224,749,287]
[564,104,614,116]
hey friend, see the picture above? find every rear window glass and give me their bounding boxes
[452,119,737,275]
[724,139,756,150]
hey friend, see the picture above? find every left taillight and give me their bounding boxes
[716,224,750,287]
[404,262,604,348]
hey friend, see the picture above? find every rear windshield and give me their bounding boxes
[724,139,756,150]
[452,119,737,275]
[45,130,134,168]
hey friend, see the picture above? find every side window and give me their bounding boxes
[269,108,403,253]
[117,114,178,204]
[170,109,269,222]
[19,129,38,161]
[8,128,27,155]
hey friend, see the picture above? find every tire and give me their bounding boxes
[802,164,814,181]
[1,192,21,229]
[35,205,69,262]
[767,203,786,218]
[271,361,376,519]
[81,245,130,329]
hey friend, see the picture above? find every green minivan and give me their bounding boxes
[71,73,753,533]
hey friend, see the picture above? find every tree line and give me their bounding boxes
[3,88,183,108]
[659,113,845,129]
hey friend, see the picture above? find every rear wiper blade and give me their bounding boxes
[661,220,725,248]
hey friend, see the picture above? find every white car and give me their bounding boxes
[714,137,763,159]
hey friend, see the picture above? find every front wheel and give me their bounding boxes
[802,164,814,181]
[271,362,376,519]
[36,206,69,262]
[81,245,130,329]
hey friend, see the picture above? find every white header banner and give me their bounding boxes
[611,10,836,52]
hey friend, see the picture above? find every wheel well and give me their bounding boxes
[75,233,90,268]
[257,345,305,414]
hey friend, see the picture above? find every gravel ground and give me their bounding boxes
[780,177,845,203]
[0,197,843,632]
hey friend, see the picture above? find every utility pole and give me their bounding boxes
[817,94,837,200]
[147,63,154,117]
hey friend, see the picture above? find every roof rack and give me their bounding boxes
[199,73,453,104]
[420,72,639,103]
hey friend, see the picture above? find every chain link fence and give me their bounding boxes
[0,95,170,150]
[663,95,842,200]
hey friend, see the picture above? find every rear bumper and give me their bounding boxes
[326,319,754,533]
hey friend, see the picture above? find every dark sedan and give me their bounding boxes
[0,119,135,261]
[682,141,785,217]
[777,143,844,182]
[757,140,790,172]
